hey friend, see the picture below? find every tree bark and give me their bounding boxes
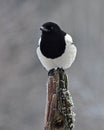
[44,68,75,130]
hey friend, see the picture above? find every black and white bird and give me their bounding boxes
[37,22,77,71]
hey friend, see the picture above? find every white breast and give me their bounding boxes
[37,34,77,71]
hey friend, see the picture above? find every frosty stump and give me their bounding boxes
[44,68,75,130]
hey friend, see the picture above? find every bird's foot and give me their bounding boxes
[57,67,65,73]
[48,68,55,76]
[48,68,65,76]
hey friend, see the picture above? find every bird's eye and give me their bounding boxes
[51,26,54,30]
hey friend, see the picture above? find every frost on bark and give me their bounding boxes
[44,68,75,130]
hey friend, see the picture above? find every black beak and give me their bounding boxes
[40,26,49,32]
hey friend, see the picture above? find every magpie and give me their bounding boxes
[36,22,77,71]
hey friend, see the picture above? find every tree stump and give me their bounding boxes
[44,68,75,130]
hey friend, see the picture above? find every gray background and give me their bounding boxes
[0,0,104,130]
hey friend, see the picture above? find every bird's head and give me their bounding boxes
[40,22,61,34]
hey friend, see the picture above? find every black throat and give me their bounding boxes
[40,31,66,59]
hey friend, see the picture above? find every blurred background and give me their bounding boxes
[0,0,104,130]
